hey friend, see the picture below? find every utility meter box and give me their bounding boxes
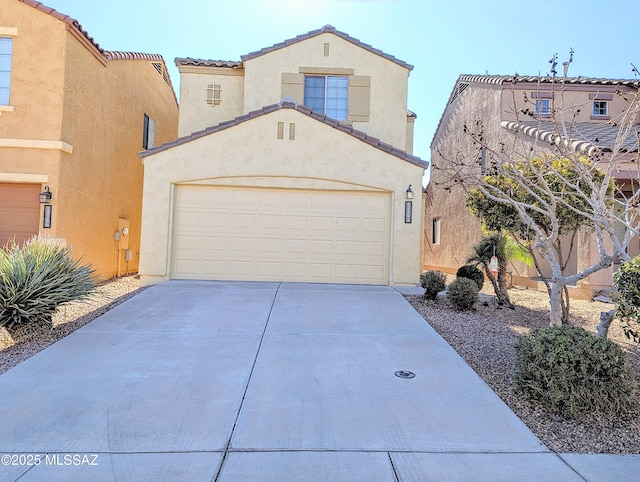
[117,218,130,250]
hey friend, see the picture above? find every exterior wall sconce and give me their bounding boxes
[406,185,414,199]
[39,186,53,204]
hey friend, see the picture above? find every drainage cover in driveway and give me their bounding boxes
[395,370,415,379]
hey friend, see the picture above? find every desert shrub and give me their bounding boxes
[613,256,640,343]
[420,270,446,300]
[456,264,484,291]
[515,325,636,419]
[0,237,97,330]
[446,277,478,311]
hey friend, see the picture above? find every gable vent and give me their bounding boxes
[152,62,170,86]
[450,82,469,104]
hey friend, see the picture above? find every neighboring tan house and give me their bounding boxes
[427,74,640,298]
[0,0,178,279]
[139,25,427,287]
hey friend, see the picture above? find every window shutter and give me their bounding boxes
[281,73,304,103]
[348,75,370,122]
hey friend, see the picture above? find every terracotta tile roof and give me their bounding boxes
[502,120,640,155]
[175,58,242,69]
[106,51,166,62]
[139,100,428,169]
[457,74,640,87]
[177,26,413,72]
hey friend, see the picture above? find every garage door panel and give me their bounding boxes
[203,212,229,228]
[229,260,254,276]
[285,215,308,231]
[363,218,386,233]
[336,240,360,255]
[0,183,40,246]
[335,264,359,279]
[336,217,361,232]
[172,186,389,284]
[201,235,228,252]
[310,216,335,232]
[363,241,386,256]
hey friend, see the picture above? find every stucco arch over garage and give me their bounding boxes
[139,101,427,286]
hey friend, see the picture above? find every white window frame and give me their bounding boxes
[593,101,608,116]
[303,75,349,121]
[534,98,551,116]
[0,37,12,106]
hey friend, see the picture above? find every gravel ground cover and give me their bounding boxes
[406,285,640,454]
[0,275,145,375]
[1,276,638,453]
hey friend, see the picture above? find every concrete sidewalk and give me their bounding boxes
[0,281,637,481]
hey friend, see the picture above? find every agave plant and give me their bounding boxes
[0,237,97,330]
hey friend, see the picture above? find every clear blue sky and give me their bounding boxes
[42,0,639,169]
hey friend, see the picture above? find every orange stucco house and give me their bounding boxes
[0,0,178,278]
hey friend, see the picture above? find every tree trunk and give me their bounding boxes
[549,282,565,327]
[596,310,615,339]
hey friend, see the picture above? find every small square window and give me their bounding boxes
[206,84,221,106]
[593,101,608,116]
[535,99,551,115]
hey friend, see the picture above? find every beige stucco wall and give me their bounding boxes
[243,33,411,149]
[427,83,532,278]
[140,107,424,286]
[0,1,178,279]
[177,65,245,137]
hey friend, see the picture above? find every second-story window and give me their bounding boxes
[593,101,608,116]
[304,75,348,120]
[206,84,221,106]
[535,99,551,116]
[143,114,156,149]
[0,37,12,105]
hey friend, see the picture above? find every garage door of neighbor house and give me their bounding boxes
[0,183,40,246]
[172,186,390,284]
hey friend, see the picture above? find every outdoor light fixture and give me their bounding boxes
[39,186,52,204]
[406,185,414,199]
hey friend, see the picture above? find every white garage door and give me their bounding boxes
[172,186,390,284]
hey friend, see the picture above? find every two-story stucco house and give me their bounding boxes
[139,25,427,287]
[0,0,178,279]
[427,74,640,298]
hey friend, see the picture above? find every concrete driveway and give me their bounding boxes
[0,281,637,481]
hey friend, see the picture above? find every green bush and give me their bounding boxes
[420,270,446,300]
[0,237,97,330]
[456,264,484,291]
[515,325,636,419]
[613,256,640,343]
[446,277,479,311]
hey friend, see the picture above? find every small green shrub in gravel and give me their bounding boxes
[446,277,479,311]
[515,325,636,419]
[420,270,446,300]
[0,237,97,330]
[613,256,640,343]
[456,264,484,291]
